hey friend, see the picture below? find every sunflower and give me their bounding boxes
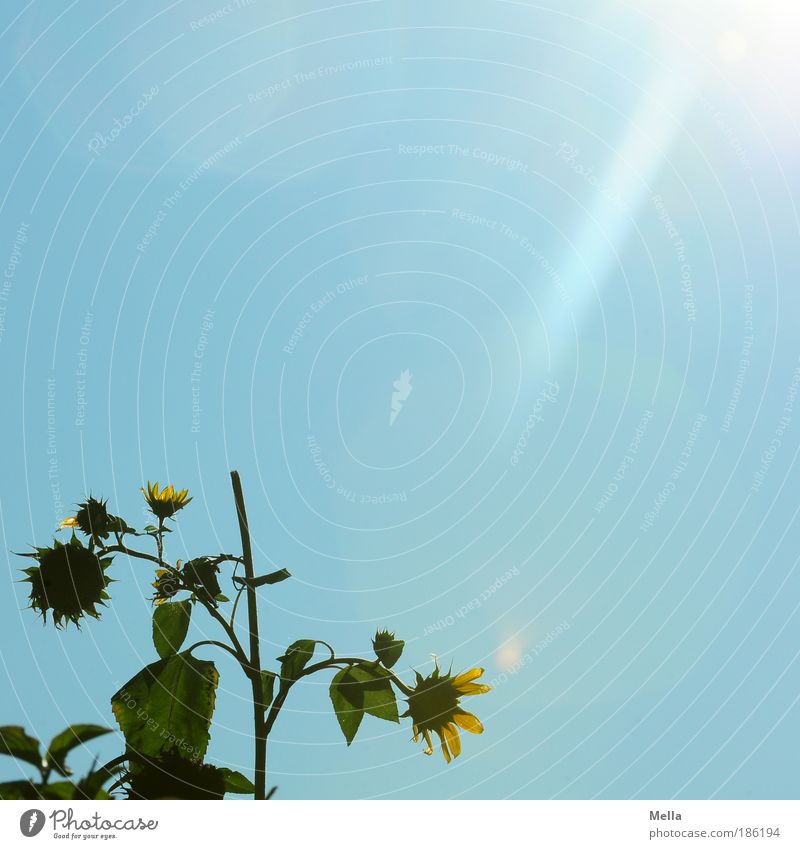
[142,482,192,520]
[152,566,182,605]
[20,537,113,628]
[402,664,490,763]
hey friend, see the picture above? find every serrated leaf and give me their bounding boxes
[277,639,317,682]
[260,671,276,709]
[348,664,399,723]
[220,768,255,795]
[0,727,42,771]
[46,725,112,777]
[232,568,291,589]
[329,668,364,744]
[110,653,218,762]
[152,600,192,659]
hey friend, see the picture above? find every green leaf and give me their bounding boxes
[348,664,399,723]
[46,725,112,777]
[372,629,405,669]
[152,600,192,659]
[260,671,276,709]
[110,652,218,762]
[0,780,107,801]
[220,769,255,795]
[233,568,291,589]
[0,727,42,771]
[277,639,317,682]
[215,594,230,603]
[329,668,364,744]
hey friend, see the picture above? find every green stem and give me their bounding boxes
[230,471,266,801]
[185,639,243,663]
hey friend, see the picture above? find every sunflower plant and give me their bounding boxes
[2,472,490,800]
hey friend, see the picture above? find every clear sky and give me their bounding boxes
[1,0,799,799]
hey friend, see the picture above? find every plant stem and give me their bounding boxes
[230,471,266,801]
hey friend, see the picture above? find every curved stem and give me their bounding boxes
[302,657,414,697]
[264,656,414,738]
[185,639,243,663]
[229,586,246,629]
[100,544,161,566]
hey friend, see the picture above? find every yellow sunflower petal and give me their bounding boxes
[453,710,484,734]
[412,724,419,743]
[439,731,451,763]
[422,729,433,756]
[443,722,461,758]
[59,516,79,529]
[453,667,485,687]
[455,682,491,696]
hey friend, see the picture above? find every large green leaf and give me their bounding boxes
[277,639,317,682]
[0,727,42,771]
[110,653,218,762]
[46,725,112,777]
[329,668,364,744]
[152,600,192,658]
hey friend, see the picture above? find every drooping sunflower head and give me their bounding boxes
[142,482,192,521]
[151,566,182,605]
[21,537,113,628]
[402,663,490,763]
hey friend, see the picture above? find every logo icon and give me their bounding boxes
[390,369,413,426]
[19,810,45,837]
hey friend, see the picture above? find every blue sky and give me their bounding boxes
[1,0,799,799]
